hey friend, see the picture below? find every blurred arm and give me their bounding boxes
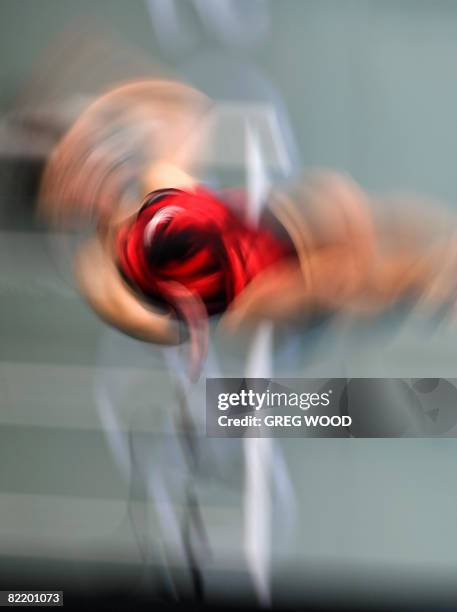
[74,236,181,345]
[70,158,197,343]
[221,247,363,330]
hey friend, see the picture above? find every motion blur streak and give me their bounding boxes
[3,1,457,610]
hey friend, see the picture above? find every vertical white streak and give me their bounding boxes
[245,123,269,225]
[244,125,273,606]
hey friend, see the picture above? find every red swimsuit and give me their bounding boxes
[116,187,294,375]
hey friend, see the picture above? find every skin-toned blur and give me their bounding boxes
[39,81,457,342]
[3,2,457,610]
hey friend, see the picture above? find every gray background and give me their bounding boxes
[0,0,457,604]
